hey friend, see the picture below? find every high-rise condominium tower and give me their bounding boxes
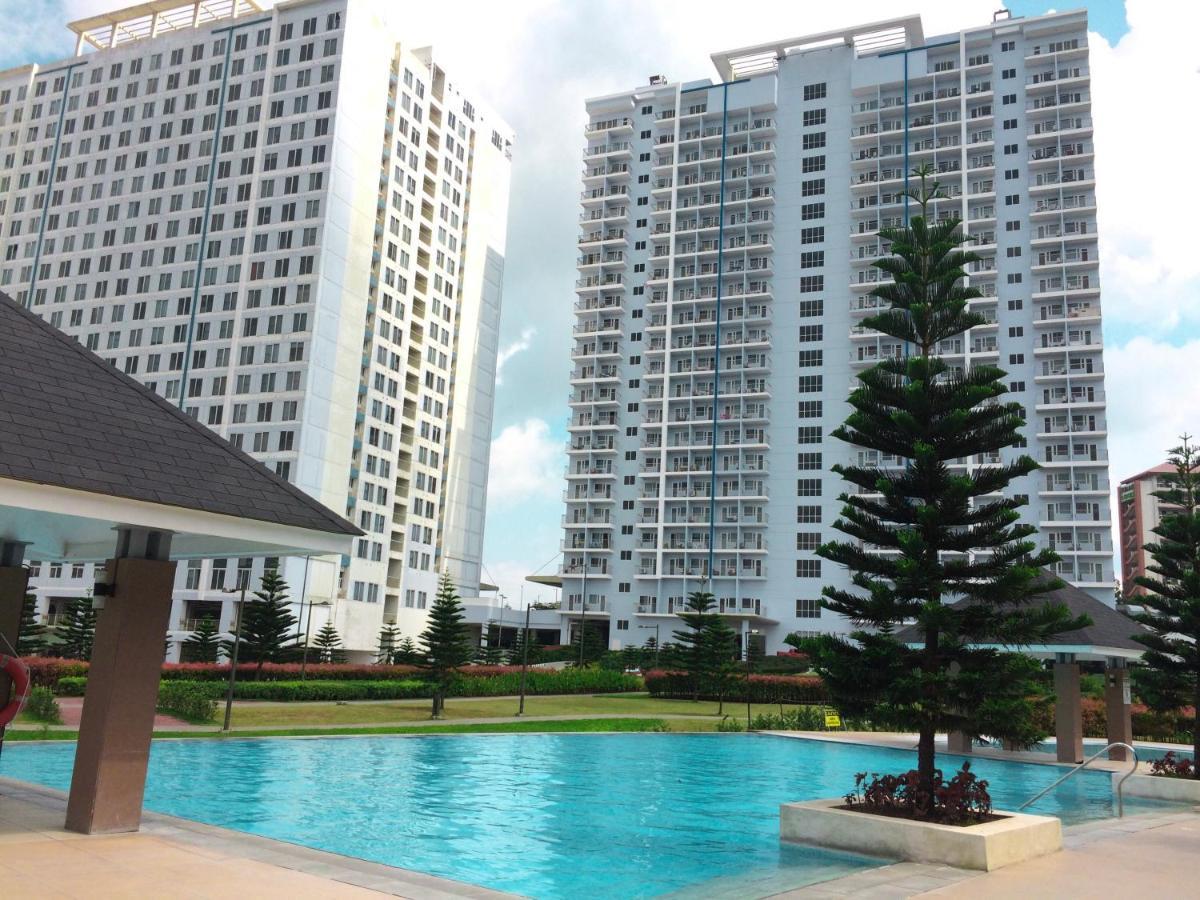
[564,10,1109,654]
[0,0,513,659]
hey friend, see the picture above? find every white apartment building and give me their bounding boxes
[0,0,513,660]
[563,10,1110,655]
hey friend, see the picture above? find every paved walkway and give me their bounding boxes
[53,697,190,729]
[0,779,510,899]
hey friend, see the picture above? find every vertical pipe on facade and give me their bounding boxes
[707,82,729,586]
[178,25,240,408]
[26,63,84,309]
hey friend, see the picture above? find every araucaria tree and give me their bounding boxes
[1133,434,1200,772]
[799,166,1080,794]
[313,621,347,664]
[16,593,48,657]
[419,572,473,718]
[223,569,297,676]
[672,590,739,709]
[376,623,400,665]
[56,596,97,661]
[181,616,221,663]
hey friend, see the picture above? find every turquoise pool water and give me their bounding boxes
[0,734,1137,898]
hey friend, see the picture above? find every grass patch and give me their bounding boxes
[2,717,684,741]
[224,693,791,727]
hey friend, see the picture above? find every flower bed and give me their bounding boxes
[843,763,995,826]
[644,669,827,704]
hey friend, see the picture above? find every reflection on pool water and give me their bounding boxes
[0,734,1163,899]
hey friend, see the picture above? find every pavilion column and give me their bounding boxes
[65,528,176,835]
[0,542,31,717]
[1105,659,1133,761]
[947,731,973,754]
[1054,653,1084,764]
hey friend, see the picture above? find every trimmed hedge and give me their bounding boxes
[22,658,90,691]
[644,669,827,704]
[157,681,218,723]
[54,667,642,702]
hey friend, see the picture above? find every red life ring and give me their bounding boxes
[0,655,31,727]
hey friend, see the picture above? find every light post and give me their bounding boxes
[745,628,760,731]
[637,623,660,669]
[517,599,532,716]
[221,574,250,732]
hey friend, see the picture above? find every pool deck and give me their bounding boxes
[0,777,513,900]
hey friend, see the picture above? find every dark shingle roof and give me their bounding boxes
[0,292,359,537]
[894,571,1150,653]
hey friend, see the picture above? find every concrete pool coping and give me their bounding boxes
[0,776,517,899]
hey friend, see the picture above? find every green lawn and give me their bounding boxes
[224,693,788,728]
[3,717,709,741]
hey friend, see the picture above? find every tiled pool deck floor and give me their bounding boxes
[0,778,506,899]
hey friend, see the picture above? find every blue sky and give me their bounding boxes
[4,1,1198,606]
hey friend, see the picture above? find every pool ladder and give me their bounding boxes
[1018,742,1139,818]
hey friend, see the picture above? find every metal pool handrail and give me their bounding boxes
[1017,742,1138,818]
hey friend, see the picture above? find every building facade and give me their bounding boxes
[1117,463,1177,600]
[0,0,513,659]
[563,10,1111,654]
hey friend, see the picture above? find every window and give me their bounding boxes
[1002,94,1016,105]
[802,132,826,149]
[796,478,821,496]
[797,401,822,418]
[1001,40,1016,52]
[1007,298,1023,310]
[796,533,821,552]
[1005,220,1021,231]
[798,276,824,293]
[1005,194,1020,206]
[797,451,822,469]
[1008,326,1024,337]
[1003,118,1018,130]
[1006,247,1022,257]
[798,350,823,367]
[803,82,826,101]
[801,178,825,197]
[797,426,821,444]
[800,251,824,269]
[1008,353,1025,365]
[798,324,823,342]
[801,202,825,220]
[1004,143,1018,154]
[802,109,826,127]
[796,597,822,617]
[800,227,824,244]
[1007,273,1023,283]
[796,505,821,523]
[1004,168,1019,180]
[802,155,825,173]
[797,300,823,317]
[796,560,822,578]
[1002,68,1016,79]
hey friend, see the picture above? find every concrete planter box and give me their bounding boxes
[1119,772,1200,804]
[780,799,1062,871]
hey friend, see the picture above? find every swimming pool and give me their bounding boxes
[0,734,1139,898]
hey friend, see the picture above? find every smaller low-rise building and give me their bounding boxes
[1117,462,1178,599]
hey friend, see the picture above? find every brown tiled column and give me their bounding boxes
[65,528,175,835]
[1054,655,1084,764]
[1105,660,1133,761]
[0,542,31,716]
[947,731,973,754]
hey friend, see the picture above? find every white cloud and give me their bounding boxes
[495,327,536,386]
[1090,2,1200,332]
[487,418,563,506]
[1105,337,1200,573]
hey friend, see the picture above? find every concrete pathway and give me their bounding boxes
[53,696,190,729]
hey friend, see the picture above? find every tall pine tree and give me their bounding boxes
[394,636,422,665]
[672,590,739,705]
[798,166,1082,792]
[419,572,473,717]
[56,596,96,661]
[313,621,347,664]
[475,622,505,665]
[1132,434,1200,773]
[16,593,48,657]
[570,620,606,667]
[181,616,221,663]
[222,569,297,676]
[376,623,400,665]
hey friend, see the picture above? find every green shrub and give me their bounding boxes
[750,706,828,731]
[715,716,746,732]
[23,686,62,724]
[54,676,88,697]
[157,681,218,723]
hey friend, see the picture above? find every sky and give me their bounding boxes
[4,0,1198,610]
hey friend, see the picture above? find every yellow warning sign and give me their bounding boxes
[824,709,842,729]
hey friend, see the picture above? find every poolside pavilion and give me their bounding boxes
[0,292,360,833]
[897,574,1150,764]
